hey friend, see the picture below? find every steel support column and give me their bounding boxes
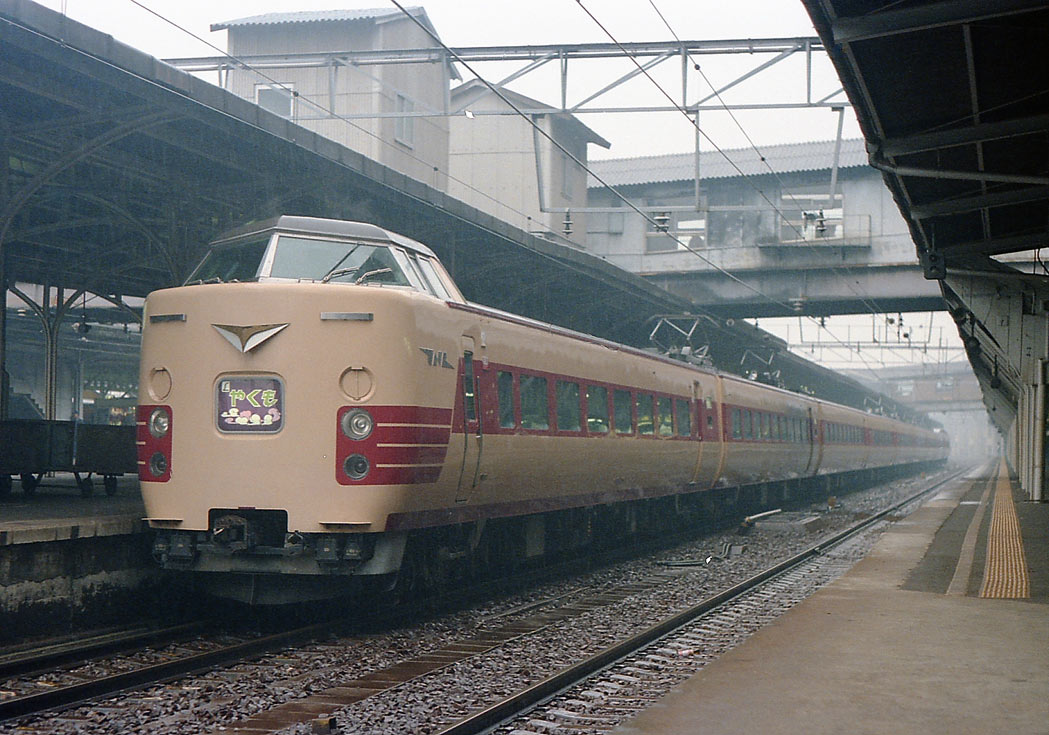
[1034,361,1045,501]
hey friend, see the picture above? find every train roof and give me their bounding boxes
[210,216,439,259]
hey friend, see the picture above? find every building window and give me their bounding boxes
[256,84,295,119]
[395,94,415,147]
[560,153,573,200]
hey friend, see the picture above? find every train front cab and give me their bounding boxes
[139,217,471,601]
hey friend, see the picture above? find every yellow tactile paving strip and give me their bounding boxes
[979,460,1030,599]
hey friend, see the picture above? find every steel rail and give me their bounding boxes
[0,618,343,722]
[433,465,971,735]
[0,621,206,679]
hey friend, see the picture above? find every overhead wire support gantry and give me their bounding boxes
[166,36,846,118]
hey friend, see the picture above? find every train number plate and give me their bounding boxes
[217,376,284,433]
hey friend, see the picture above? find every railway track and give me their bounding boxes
[0,619,342,722]
[0,468,963,733]
[440,466,968,735]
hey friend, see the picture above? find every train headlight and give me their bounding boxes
[149,452,168,478]
[343,454,370,480]
[340,408,374,440]
[148,407,171,438]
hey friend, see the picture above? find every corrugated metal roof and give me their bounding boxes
[588,138,869,188]
[451,79,611,148]
[212,7,427,31]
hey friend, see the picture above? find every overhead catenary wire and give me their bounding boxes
[644,0,888,320]
[569,0,887,376]
[385,0,808,318]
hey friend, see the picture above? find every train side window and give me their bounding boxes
[614,389,633,434]
[731,408,742,439]
[676,398,691,437]
[742,409,753,440]
[587,385,609,434]
[497,371,515,429]
[760,412,770,441]
[556,381,582,432]
[657,397,674,436]
[520,375,549,430]
[637,394,655,435]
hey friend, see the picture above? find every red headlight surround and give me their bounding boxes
[137,404,172,482]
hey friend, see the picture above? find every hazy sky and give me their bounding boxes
[32,0,861,159]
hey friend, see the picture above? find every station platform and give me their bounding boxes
[0,473,145,546]
[0,473,151,639]
[616,460,1049,735]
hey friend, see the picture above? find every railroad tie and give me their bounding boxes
[978,461,1030,599]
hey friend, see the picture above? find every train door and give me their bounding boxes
[455,336,483,502]
[688,381,704,485]
[803,405,820,475]
[692,377,724,490]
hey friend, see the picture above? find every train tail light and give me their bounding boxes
[343,454,370,480]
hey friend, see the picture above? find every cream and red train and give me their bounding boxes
[138,216,948,603]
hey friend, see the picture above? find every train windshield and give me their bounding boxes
[187,238,269,283]
[269,236,414,287]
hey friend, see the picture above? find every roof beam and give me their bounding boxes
[941,230,1049,258]
[877,113,1049,157]
[871,158,1049,186]
[910,185,1049,220]
[831,0,1048,45]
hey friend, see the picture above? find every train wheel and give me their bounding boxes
[0,475,10,498]
[103,475,118,496]
[76,473,93,498]
[20,473,38,497]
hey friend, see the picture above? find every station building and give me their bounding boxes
[214,7,456,191]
